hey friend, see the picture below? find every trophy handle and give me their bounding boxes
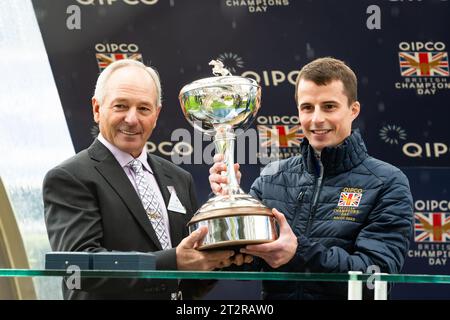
[214,125,242,196]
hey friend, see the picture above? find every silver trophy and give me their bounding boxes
[179,60,278,250]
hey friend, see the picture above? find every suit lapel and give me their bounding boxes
[147,154,186,247]
[88,140,163,250]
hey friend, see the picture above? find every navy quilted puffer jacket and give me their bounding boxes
[249,130,413,300]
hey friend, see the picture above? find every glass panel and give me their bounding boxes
[1,269,450,284]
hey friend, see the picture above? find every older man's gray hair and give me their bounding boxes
[93,59,162,106]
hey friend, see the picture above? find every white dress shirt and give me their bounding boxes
[97,133,172,248]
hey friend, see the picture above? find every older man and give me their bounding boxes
[44,59,238,300]
[210,57,413,299]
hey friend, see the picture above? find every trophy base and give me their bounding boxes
[188,193,278,250]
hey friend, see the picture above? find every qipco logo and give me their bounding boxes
[402,142,449,158]
[415,199,450,212]
[146,141,193,157]
[95,43,139,53]
[241,70,299,87]
[398,41,446,52]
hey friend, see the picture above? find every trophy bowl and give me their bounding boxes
[179,62,278,250]
[179,76,261,135]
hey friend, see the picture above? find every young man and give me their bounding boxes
[209,57,413,299]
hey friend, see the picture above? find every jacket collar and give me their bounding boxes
[300,129,368,176]
[97,133,153,173]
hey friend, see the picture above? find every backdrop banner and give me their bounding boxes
[32,0,450,299]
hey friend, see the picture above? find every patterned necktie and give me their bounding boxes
[129,159,170,249]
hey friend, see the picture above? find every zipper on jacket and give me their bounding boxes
[305,158,324,237]
[291,190,305,230]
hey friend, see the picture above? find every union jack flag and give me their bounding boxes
[95,53,143,71]
[414,212,450,243]
[338,192,362,207]
[399,52,449,77]
[258,125,304,148]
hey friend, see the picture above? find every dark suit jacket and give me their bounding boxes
[43,139,200,299]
